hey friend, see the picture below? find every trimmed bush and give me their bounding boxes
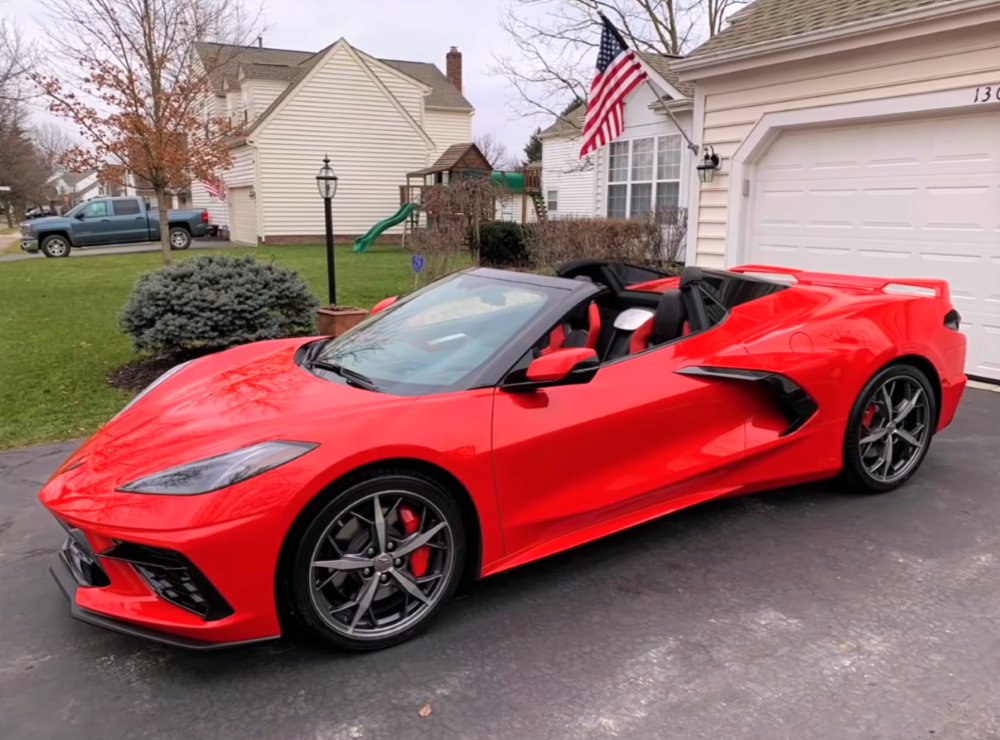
[119,254,319,355]
[475,221,531,268]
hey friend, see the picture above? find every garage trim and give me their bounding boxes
[724,86,999,265]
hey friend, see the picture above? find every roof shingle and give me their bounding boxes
[690,0,956,57]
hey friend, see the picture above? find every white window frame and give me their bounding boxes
[606,134,683,219]
[546,189,558,212]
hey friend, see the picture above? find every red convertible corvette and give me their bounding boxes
[40,261,967,651]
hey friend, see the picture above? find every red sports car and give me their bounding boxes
[40,262,967,651]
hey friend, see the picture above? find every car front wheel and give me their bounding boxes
[40,235,71,258]
[842,363,937,493]
[288,469,466,651]
[168,227,191,250]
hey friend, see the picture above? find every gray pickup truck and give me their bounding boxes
[20,196,210,258]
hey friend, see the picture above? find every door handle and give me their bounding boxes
[100,219,111,222]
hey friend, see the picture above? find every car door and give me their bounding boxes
[491,319,761,559]
[71,200,114,245]
[109,199,148,243]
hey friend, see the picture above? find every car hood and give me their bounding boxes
[69,338,414,473]
[23,215,69,230]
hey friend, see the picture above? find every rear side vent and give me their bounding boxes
[100,541,233,621]
[944,309,962,331]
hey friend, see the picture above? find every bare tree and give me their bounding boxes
[33,0,264,264]
[32,121,75,167]
[475,132,518,170]
[491,0,744,130]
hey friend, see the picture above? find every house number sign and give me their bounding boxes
[972,86,998,103]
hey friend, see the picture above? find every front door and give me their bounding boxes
[71,200,115,245]
[491,329,756,559]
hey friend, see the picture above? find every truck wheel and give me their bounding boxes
[40,235,71,258]
[168,227,191,250]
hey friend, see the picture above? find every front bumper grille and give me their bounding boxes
[100,541,234,621]
[59,529,111,587]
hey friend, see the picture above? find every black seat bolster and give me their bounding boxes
[654,289,686,341]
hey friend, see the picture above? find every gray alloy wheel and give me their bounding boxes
[842,364,937,493]
[168,228,191,250]
[40,235,70,258]
[288,470,465,651]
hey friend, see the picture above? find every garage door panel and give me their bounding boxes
[750,111,1000,381]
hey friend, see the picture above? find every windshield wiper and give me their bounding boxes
[308,360,381,392]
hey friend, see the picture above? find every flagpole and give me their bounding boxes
[591,6,700,155]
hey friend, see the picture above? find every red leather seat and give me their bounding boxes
[628,289,687,354]
[542,302,601,355]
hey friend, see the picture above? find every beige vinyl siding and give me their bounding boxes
[364,59,427,126]
[243,79,289,121]
[254,44,430,237]
[541,137,595,217]
[225,145,256,187]
[423,109,473,156]
[692,23,1000,267]
[190,180,227,226]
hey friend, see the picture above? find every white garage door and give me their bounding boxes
[228,186,257,246]
[750,111,1000,381]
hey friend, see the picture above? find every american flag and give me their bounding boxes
[202,179,225,200]
[579,15,647,158]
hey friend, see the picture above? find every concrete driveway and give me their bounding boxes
[0,239,246,262]
[1,390,998,740]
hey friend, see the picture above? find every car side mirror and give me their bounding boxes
[501,348,599,393]
[369,295,398,316]
[75,212,85,220]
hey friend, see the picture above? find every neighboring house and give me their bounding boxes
[538,53,695,220]
[193,40,475,244]
[675,0,1000,382]
[43,171,99,211]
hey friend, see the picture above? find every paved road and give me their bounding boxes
[0,239,246,262]
[2,391,998,740]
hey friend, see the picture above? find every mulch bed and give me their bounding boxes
[106,349,214,393]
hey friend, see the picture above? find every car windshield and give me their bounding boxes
[309,273,564,395]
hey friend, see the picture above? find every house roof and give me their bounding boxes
[407,143,490,176]
[539,103,585,138]
[690,0,956,57]
[194,41,472,110]
[634,52,694,97]
[61,170,96,187]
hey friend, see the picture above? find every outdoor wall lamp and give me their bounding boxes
[697,145,721,184]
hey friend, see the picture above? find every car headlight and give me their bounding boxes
[115,359,193,418]
[116,440,318,495]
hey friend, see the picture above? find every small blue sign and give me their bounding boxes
[412,255,424,273]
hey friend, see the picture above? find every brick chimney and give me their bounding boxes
[446,46,462,93]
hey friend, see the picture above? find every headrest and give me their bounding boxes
[654,289,686,340]
[679,266,703,290]
[566,300,591,327]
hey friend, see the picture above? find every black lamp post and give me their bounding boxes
[316,156,339,305]
[696,145,721,184]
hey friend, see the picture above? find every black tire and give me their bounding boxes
[40,234,71,258]
[287,468,466,651]
[842,363,937,493]
[168,227,191,250]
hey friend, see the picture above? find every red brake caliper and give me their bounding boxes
[398,505,430,577]
[862,403,877,429]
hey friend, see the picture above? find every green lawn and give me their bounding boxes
[0,244,416,449]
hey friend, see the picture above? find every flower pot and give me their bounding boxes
[316,306,367,337]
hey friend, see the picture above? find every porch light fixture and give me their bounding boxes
[696,145,721,184]
[315,156,338,199]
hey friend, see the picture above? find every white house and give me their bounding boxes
[193,40,475,245]
[538,53,696,221]
[675,0,1000,382]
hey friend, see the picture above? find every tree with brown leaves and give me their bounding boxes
[33,0,263,264]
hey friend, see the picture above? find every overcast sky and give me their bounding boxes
[5,0,556,158]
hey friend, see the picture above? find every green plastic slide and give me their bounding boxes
[352,202,417,253]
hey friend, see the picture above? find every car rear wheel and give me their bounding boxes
[41,235,71,258]
[168,227,191,250]
[288,470,466,651]
[842,364,937,493]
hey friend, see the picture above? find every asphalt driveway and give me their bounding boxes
[1,390,998,740]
